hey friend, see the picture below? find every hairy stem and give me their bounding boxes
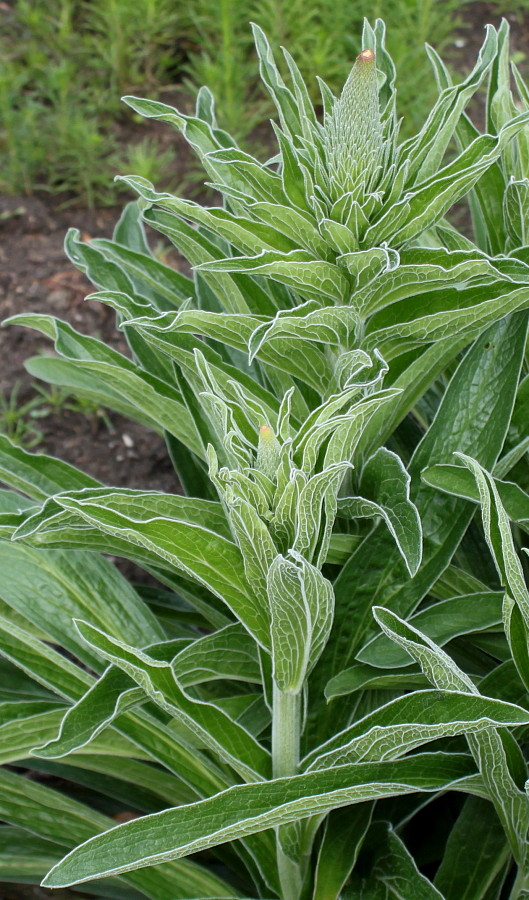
[272,685,303,900]
[272,685,300,779]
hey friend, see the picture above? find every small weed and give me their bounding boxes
[0,383,44,449]
[115,138,178,193]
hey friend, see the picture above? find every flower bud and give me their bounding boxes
[256,424,281,481]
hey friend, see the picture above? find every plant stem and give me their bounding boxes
[272,684,300,779]
[272,684,303,900]
[509,865,529,900]
[272,685,303,900]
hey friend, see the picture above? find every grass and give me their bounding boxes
[0,383,113,450]
[0,0,501,204]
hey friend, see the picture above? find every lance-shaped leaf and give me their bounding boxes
[312,804,374,900]
[0,612,235,803]
[367,113,529,246]
[0,827,62,885]
[293,463,350,568]
[31,627,260,760]
[67,227,194,309]
[421,461,529,528]
[25,488,271,649]
[42,752,476,889]
[118,174,297,254]
[338,447,422,575]
[225,498,278,611]
[455,453,529,696]
[0,543,163,670]
[455,453,529,631]
[358,591,503,668]
[364,283,529,360]
[205,146,289,205]
[31,666,145,760]
[318,313,528,718]
[171,623,262,686]
[268,553,334,693]
[248,300,359,360]
[292,388,399,475]
[303,689,529,769]
[0,434,100,501]
[325,663,427,700]
[0,768,237,900]
[251,23,308,139]
[404,24,497,183]
[123,304,331,394]
[74,619,271,782]
[142,208,257,315]
[434,796,511,900]
[197,249,351,305]
[353,248,517,319]
[250,201,329,256]
[122,91,237,164]
[0,701,142,768]
[373,606,529,862]
[357,822,445,899]
[4,313,202,454]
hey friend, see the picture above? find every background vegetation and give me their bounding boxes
[0,0,476,207]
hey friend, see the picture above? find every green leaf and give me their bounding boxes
[118,175,297,254]
[358,592,504,668]
[313,313,527,746]
[0,433,100,501]
[0,826,61,884]
[123,304,331,395]
[31,666,144,760]
[325,663,427,700]
[408,24,497,182]
[365,283,529,360]
[0,610,230,796]
[17,488,270,647]
[373,606,529,862]
[0,543,163,668]
[368,113,529,246]
[197,249,351,305]
[74,619,271,782]
[455,454,529,631]
[312,804,373,900]
[268,553,334,692]
[303,688,529,769]
[171,623,262,686]
[42,753,476,888]
[434,797,510,900]
[421,462,529,529]
[0,768,238,900]
[338,447,422,575]
[69,226,193,309]
[5,313,202,453]
[366,822,445,899]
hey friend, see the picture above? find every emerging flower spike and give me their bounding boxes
[256,424,282,481]
[324,48,383,203]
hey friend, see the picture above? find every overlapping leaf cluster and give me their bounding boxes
[3,18,529,900]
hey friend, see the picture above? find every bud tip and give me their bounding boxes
[259,424,274,442]
[358,48,375,62]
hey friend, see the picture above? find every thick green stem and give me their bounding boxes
[272,685,303,900]
[509,865,529,900]
[272,685,300,779]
